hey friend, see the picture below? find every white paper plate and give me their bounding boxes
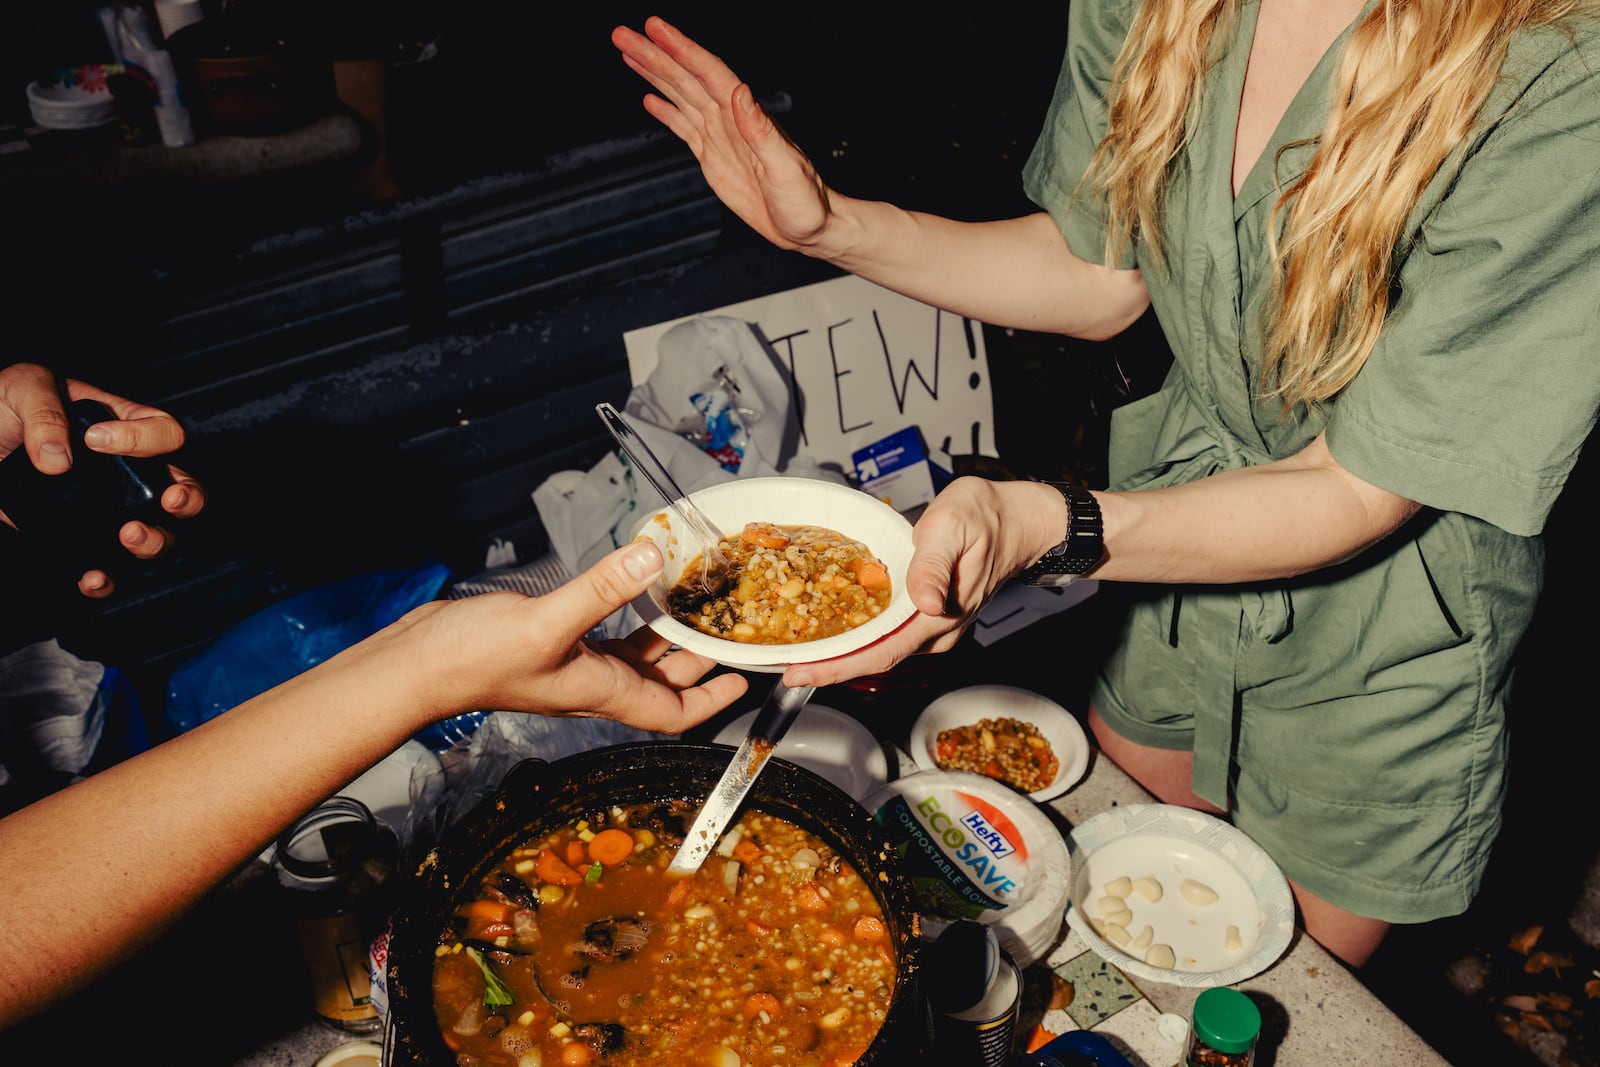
[908,685,1091,802]
[713,703,887,802]
[627,476,917,672]
[1065,804,1295,987]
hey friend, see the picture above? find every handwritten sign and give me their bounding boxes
[622,274,997,473]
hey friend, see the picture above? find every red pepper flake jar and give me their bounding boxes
[1184,987,1261,1066]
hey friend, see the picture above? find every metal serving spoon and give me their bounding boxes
[666,678,817,876]
[595,402,730,593]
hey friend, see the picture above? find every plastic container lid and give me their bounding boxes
[26,67,120,130]
[313,1041,382,1067]
[865,770,1071,967]
[1192,987,1262,1054]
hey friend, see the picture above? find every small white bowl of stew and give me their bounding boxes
[627,475,917,672]
[908,684,1091,802]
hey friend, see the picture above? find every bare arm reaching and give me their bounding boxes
[784,432,1421,687]
[612,16,1150,339]
[0,541,748,1027]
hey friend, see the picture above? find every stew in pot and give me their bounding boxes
[431,799,896,1066]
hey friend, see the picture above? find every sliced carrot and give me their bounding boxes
[817,925,846,948]
[535,848,583,887]
[561,1042,594,1066]
[565,839,587,867]
[587,827,636,866]
[852,915,887,943]
[741,522,791,549]
[459,899,513,925]
[847,558,891,591]
[664,877,693,911]
[795,883,829,913]
[743,991,783,1020]
[732,837,764,865]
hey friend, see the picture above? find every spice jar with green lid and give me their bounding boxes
[1184,987,1261,1066]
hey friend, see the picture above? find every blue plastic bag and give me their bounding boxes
[161,561,453,739]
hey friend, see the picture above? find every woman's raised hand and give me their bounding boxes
[612,16,836,254]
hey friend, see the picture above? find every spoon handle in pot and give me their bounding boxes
[666,679,816,876]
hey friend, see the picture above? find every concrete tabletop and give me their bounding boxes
[1041,754,1451,1065]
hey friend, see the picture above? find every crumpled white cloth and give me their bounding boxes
[532,315,805,639]
[0,639,106,784]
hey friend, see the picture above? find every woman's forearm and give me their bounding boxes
[1001,433,1422,586]
[812,204,1150,340]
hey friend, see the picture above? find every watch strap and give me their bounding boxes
[1022,481,1104,586]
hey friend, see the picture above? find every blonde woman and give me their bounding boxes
[614,2,1600,967]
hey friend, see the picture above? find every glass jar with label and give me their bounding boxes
[275,796,401,1033]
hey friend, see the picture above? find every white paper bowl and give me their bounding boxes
[1065,804,1295,987]
[627,476,917,672]
[713,704,887,802]
[908,684,1091,802]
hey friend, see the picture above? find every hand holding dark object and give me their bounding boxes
[0,363,206,597]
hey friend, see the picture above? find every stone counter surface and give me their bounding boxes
[1050,756,1450,1066]
[222,754,1449,1067]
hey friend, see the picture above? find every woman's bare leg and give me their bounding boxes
[1086,706,1392,968]
[1287,879,1391,968]
[1087,706,1225,814]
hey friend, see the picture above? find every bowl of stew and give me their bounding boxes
[383,742,925,1067]
[626,476,918,672]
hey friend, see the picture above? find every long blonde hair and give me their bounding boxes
[1086,0,1587,408]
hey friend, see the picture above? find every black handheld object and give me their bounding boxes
[0,396,175,586]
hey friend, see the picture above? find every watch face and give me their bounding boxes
[1027,569,1084,588]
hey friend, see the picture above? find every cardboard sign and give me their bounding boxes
[622,274,998,474]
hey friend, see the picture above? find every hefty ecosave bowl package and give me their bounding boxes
[865,770,1071,967]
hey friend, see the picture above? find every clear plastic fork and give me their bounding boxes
[595,402,731,594]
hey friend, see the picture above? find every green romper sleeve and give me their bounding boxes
[1326,24,1600,536]
[1020,0,1139,269]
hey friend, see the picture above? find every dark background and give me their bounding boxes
[2,5,1593,1065]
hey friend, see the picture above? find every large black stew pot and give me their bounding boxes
[384,741,925,1064]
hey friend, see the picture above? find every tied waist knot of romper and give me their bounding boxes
[1119,422,1293,808]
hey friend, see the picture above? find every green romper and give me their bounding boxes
[1022,0,1600,921]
